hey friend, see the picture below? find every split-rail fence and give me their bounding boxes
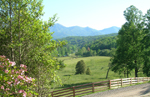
[51,77,150,97]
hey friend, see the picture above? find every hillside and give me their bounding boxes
[50,23,120,39]
[52,33,118,57]
[58,33,118,47]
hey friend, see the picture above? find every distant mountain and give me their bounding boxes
[50,23,120,39]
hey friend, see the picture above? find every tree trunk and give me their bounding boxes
[135,60,138,77]
[18,8,21,65]
[124,70,126,78]
[127,67,129,78]
[106,67,110,79]
[9,0,14,61]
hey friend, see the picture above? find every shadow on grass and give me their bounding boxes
[56,82,92,89]
[99,78,107,80]
[64,75,71,76]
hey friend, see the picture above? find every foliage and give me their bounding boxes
[111,5,146,77]
[75,60,86,74]
[0,55,36,97]
[142,9,150,76]
[0,0,66,96]
[86,67,91,75]
[56,33,118,57]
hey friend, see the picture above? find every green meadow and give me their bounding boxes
[56,56,137,89]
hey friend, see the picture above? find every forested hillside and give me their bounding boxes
[52,33,117,57]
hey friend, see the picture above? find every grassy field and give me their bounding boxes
[56,56,137,89]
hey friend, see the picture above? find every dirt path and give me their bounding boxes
[82,83,150,97]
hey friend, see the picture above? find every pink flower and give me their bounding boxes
[0,55,6,58]
[0,65,4,68]
[7,81,12,85]
[9,61,16,66]
[11,70,14,74]
[14,79,20,85]
[21,70,25,75]
[18,90,25,93]
[23,92,27,97]
[1,85,4,89]
[20,64,27,68]
[6,88,10,91]
[5,70,8,73]
[16,71,19,74]
[17,75,24,80]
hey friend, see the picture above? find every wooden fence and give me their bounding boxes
[51,77,150,97]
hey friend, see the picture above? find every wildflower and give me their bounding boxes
[5,70,9,73]
[23,92,27,97]
[18,90,24,93]
[7,81,12,85]
[1,85,4,89]
[9,61,16,66]
[18,75,24,80]
[6,88,10,91]
[20,64,27,68]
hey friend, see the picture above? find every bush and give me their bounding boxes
[86,67,91,75]
[75,60,86,74]
[0,55,36,96]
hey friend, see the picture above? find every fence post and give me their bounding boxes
[130,78,132,85]
[121,78,123,87]
[51,92,53,97]
[73,86,75,97]
[137,77,139,83]
[92,83,95,93]
[109,80,111,89]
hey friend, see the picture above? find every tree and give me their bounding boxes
[0,0,66,96]
[142,9,150,76]
[111,5,145,77]
[86,67,91,75]
[75,60,86,74]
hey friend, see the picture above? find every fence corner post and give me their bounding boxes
[92,83,95,93]
[109,80,111,89]
[73,86,75,97]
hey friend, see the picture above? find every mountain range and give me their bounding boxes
[50,23,120,39]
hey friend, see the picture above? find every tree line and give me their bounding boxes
[53,33,118,57]
[111,5,150,77]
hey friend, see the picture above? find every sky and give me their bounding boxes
[42,0,150,30]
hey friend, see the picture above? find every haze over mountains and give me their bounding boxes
[50,23,120,39]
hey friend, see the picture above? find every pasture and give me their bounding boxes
[56,56,138,89]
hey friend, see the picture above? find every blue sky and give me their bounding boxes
[42,0,150,30]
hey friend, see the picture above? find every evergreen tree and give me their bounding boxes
[75,60,86,74]
[86,67,91,75]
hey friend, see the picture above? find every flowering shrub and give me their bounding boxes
[0,55,37,97]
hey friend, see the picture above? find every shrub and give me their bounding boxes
[75,60,86,74]
[0,55,36,97]
[86,67,91,75]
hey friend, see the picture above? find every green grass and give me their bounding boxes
[56,56,143,89]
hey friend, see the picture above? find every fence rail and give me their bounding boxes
[51,77,150,97]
